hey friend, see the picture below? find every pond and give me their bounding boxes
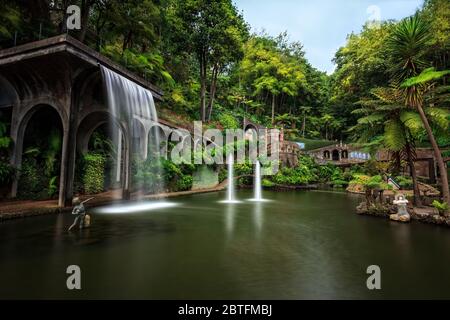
[1,190,450,299]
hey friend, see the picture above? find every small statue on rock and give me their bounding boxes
[68,197,93,231]
[390,194,410,223]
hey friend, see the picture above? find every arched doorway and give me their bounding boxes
[18,105,63,200]
[341,150,348,159]
[332,150,340,161]
[323,150,330,159]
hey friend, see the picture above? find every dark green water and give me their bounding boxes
[1,190,450,299]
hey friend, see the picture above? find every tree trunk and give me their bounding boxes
[199,52,207,122]
[78,0,92,43]
[206,65,219,121]
[59,0,70,33]
[417,104,450,207]
[302,114,306,138]
[271,94,276,125]
[405,141,422,206]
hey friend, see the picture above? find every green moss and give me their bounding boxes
[82,153,106,194]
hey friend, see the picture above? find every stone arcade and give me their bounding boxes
[0,35,168,207]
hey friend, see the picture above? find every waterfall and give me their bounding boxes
[254,161,262,201]
[101,66,157,125]
[100,65,164,197]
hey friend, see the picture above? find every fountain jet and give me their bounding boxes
[221,153,240,204]
[249,161,269,202]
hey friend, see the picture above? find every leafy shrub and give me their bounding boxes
[218,113,239,129]
[262,178,275,188]
[176,175,193,191]
[273,165,315,186]
[82,153,105,194]
[234,162,253,176]
[219,167,228,183]
[0,161,14,186]
[395,176,413,189]
[350,174,392,191]
[18,158,41,199]
[317,163,335,182]
[432,200,449,215]
[47,176,58,198]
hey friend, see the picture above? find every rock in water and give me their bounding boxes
[390,213,410,223]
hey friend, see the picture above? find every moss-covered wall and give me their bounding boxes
[192,165,219,190]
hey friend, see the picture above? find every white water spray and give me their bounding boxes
[221,153,240,204]
[254,161,262,201]
[249,161,268,202]
[227,153,235,202]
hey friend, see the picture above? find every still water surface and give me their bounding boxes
[1,190,450,299]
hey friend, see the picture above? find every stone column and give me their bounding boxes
[122,126,132,200]
[9,103,23,198]
[58,127,70,207]
[61,105,78,208]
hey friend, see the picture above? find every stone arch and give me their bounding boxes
[12,103,65,200]
[131,117,146,157]
[76,110,131,197]
[148,123,169,159]
[0,75,19,108]
[341,150,348,159]
[323,150,330,159]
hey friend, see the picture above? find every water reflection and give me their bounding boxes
[252,201,263,236]
[225,203,236,239]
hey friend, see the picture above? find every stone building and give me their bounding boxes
[307,143,370,166]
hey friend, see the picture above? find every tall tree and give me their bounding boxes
[388,14,450,205]
[177,0,248,121]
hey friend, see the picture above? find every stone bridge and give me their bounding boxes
[0,35,188,207]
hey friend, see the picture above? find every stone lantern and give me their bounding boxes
[390,194,411,222]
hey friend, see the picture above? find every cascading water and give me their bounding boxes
[98,65,170,212]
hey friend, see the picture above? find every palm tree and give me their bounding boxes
[388,14,450,206]
[351,87,425,205]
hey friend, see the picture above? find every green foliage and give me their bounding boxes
[0,161,14,185]
[0,120,13,186]
[82,153,106,194]
[218,113,239,129]
[17,158,40,199]
[47,176,58,198]
[0,2,21,39]
[176,175,193,191]
[218,166,228,183]
[234,162,253,176]
[432,200,449,215]
[395,176,413,189]
[350,174,392,191]
[262,178,275,188]
[272,164,315,186]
